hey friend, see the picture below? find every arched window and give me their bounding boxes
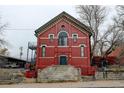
[58,31,68,46]
[80,45,84,57]
[42,46,46,57]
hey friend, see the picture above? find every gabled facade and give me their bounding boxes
[35,11,95,75]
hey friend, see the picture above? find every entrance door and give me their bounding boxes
[60,56,67,65]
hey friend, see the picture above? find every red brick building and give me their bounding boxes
[108,45,124,65]
[35,12,95,75]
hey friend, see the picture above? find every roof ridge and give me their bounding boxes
[35,11,92,37]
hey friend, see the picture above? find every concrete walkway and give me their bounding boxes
[0,80,124,88]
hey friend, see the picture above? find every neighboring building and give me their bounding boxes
[35,11,95,75]
[108,45,124,65]
[0,55,26,68]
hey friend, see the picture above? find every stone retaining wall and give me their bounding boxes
[0,69,25,84]
[37,65,81,83]
[95,71,124,80]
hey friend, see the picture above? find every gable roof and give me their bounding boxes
[108,46,124,57]
[35,11,92,37]
[108,47,122,57]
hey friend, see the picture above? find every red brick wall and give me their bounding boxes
[36,18,93,75]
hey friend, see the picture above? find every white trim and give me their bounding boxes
[40,37,87,39]
[72,44,87,47]
[58,46,69,47]
[40,37,48,39]
[39,45,87,48]
[48,34,54,39]
[39,56,87,59]
[57,30,69,38]
[80,45,84,57]
[58,31,68,46]
[72,33,78,38]
[39,57,54,58]
[40,44,47,47]
[40,45,69,48]
[40,44,54,48]
[63,18,89,36]
[72,33,78,42]
[47,46,55,48]
[71,46,79,47]
[78,37,87,39]
[40,44,87,48]
[72,57,88,58]
[79,44,86,47]
[37,18,90,37]
[38,18,63,36]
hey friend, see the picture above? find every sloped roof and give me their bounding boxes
[108,46,124,57]
[35,11,92,37]
[0,54,26,62]
[108,47,122,57]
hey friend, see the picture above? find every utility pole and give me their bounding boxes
[19,46,23,59]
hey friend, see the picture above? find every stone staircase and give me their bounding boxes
[37,65,81,83]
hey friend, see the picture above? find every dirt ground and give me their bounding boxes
[0,80,124,88]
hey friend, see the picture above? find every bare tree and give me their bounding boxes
[0,24,7,47]
[76,5,124,60]
[111,5,124,64]
[76,5,106,58]
[0,48,9,55]
[0,16,9,55]
[98,21,124,57]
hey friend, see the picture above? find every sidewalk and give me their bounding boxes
[0,80,124,88]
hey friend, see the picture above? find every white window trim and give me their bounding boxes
[57,30,69,38]
[41,45,46,57]
[48,34,54,39]
[79,44,86,47]
[58,31,68,46]
[72,33,78,42]
[72,33,78,39]
[80,44,85,57]
[40,44,47,47]
[40,37,87,39]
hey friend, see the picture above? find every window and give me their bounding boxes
[58,31,68,46]
[49,34,54,41]
[42,46,46,57]
[80,45,84,57]
[72,34,78,42]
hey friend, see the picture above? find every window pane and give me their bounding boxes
[58,32,68,46]
[42,46,45,57]
[49,34,54,41]
[81,46,84,57]
[73,34,77,42]
[64,37,67,46]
